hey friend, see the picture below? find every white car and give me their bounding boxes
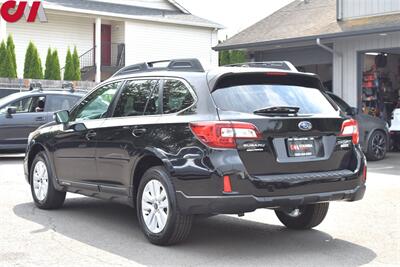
[390,108,400,150]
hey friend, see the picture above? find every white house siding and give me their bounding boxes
[6,13,94,78]
[87,0,178,11]
[124,20,218,68]
[110,21,125,65]
[333,32,400,106]
[339,0,400,19]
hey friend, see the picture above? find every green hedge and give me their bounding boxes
[23,41,43,79]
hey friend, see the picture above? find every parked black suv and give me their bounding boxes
[24,59,366,245]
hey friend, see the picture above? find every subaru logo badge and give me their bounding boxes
[298,121,312,131]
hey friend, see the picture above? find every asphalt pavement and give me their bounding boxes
[0,153,399,267]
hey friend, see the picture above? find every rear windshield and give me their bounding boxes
[212,74,337,115]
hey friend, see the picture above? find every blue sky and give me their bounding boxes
[176,0,293,39]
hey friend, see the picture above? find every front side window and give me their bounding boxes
[162,80,194,114]
[72,82,121,121]
[113,80,160,117]
[3,97,33,113]
[0,96,46,114]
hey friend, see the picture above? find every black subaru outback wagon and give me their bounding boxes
[24,59,366,245]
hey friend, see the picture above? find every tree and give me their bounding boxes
[23,42,34,78]
[44,48,53,80]
[72,46,81,81]
[229,50,247,64]
[0,41,16,78]
[63,48,74,80]
[7,35,17,78]
[23,41,43,79]
[0,41,7,77]
[219,50,230,66]
[52,49,61,80]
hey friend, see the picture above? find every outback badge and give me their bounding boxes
[298,121,312,131]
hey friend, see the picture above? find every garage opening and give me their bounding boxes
[361,51,400,122]
[297,64,333,91]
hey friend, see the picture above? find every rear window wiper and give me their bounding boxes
[253,106,300,116]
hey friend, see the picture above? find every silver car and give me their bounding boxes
[0,89,84,152]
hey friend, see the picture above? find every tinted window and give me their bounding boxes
[46,95,81,112]
[113,80,160,117]
[163,80,194,114]
[212,85,337,115]
[72,82,121,121]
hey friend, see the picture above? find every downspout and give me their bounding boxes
[316,38,344,98]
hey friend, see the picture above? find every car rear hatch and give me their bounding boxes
[209,72,358,176]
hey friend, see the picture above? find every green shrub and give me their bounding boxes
[63,48,74,81]
[72,46,81,81]
[230,50,247,64]
[52,49,61,80]
[0,41,16,78]
[23,41,43,79]
[6,35,17,78]
[219,50,230,66]
[219,49,247,66]
[44,48,52,80]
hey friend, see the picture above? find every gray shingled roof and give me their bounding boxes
[216,0,400,50]
[44,0,222,28]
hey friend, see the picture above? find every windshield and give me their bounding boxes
[212,84,337,116]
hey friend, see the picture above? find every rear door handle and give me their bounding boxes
[35,116,45,122]
[85,130,97,140]
[132,127,147,137]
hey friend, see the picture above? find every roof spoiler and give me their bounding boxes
[112,58,205,77]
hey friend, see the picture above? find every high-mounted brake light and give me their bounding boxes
[340,119,359,145]
[265,72,288,76]
[190,121,262,149]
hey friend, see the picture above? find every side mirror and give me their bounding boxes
[346,107,358,116]
[54,110,70,124]
[6,107,17,117]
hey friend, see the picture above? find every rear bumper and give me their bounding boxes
[177,185,366,215]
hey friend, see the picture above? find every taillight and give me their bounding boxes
[340,119,359,145]
[189,121,261,149]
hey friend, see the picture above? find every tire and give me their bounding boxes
[366,131,387,161]
[275,203,329,230]
[30,151,66,210]
[136,166,193,246]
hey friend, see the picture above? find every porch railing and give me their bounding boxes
[61,42,125,72]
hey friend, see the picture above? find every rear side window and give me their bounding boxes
[162,80,194,114]
[46,95,81,111]
[212,74,337,115]
[113,80,160,117]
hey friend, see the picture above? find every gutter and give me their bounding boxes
[214,25,400,51]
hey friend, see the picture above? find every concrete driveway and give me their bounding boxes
[0,153,399,267]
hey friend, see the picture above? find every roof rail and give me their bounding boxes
[112,58,205,77]
[224,61,298,72]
